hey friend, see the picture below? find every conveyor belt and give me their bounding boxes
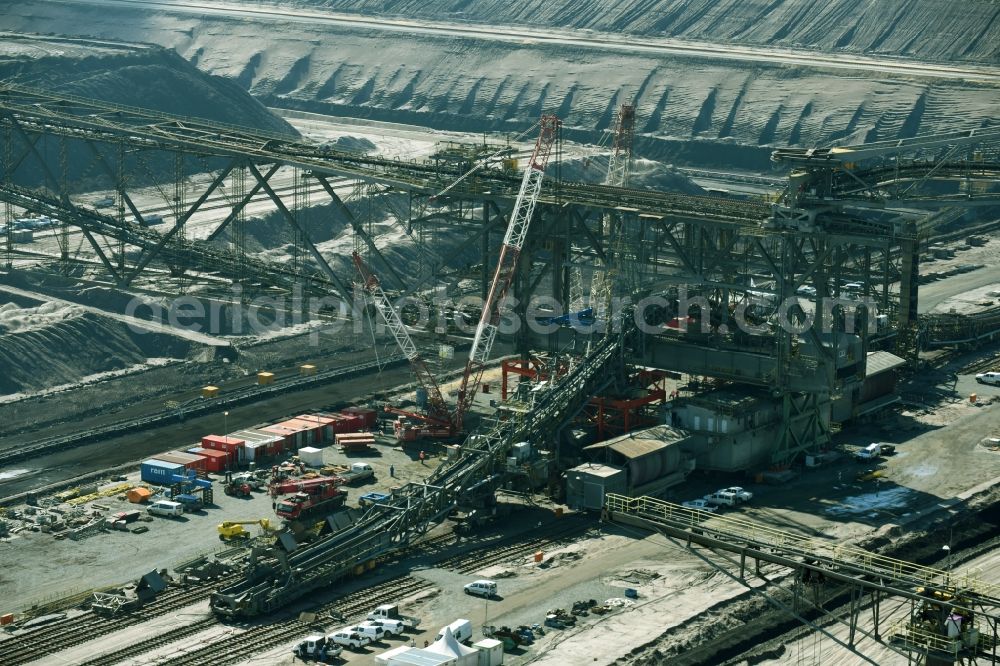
[605,494,1000,609]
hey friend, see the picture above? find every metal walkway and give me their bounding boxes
[606,494,1000,602]
[606,493,1000,664]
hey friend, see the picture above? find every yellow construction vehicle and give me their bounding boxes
[217,519,276,541]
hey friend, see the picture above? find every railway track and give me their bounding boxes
[0,353,404,471]
[152,520,591,665]
[959,353,1000,375]
[0,576,235,666]
[9,518,590,665]
[160,576,433,666]
[78,617,218,666]
[4,536,449,665]
[439,517,591,574]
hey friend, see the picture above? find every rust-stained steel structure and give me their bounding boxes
[2,84,1000,467]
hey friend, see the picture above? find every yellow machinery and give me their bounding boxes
[217,519,276,541]
[66,483,133,507]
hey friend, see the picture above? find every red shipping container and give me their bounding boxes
[201,435,244,465]
[259,425,294,452]
[246,429,286,457]
[273,420,314,449]
[156,451,206,472]
[229,429,285,458]
[190,448,230,473]
[279,416,323,448]
[286,418,323,445]
[342,406,377,428]
[298,414,339,443]
[324,414,347,434]
[331,413,364,433]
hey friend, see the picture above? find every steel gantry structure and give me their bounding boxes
[3,84,1000,467]
[607,494,1000,665]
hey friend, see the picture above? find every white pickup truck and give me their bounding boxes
[328,629,370,650]
[720,486,753,503]
[362,618,406,636]
[292,635,343,662]
[366,603,421,629]
[348,624,384,644]
[335,462,376,485]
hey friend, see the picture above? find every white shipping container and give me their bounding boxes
[242,441,268,463]
[474,638,504,666]
[298,446,324,467]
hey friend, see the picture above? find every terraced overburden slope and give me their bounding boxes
[4,1,997,171]
[311,0,1000,64]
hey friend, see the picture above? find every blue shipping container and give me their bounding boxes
[141,459,185,485]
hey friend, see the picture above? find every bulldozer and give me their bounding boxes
[217,518,276,541]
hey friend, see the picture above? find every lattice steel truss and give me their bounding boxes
[2,83,999,466]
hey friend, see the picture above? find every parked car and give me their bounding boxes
[681,499,718,513]
[136,213,165,226]
[977,372,1000,385]
[147,500,184,517]
[463,580,497,599]
[720,487,753,503]
[366,603,420,629]
[876,443,897,456]
[328,629,369,650]
[855,443,882,461]
[703,491,738,507]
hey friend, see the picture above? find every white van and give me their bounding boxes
[703,491,738,507]
[463,580,497,598]
[435,618,473,644]
[147,500,184,517]
[855,443,882,461]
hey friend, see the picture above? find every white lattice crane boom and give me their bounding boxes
[352,251,451,422]
[454,114,561,430]
[606,104,636,188]
[591,104,637,329]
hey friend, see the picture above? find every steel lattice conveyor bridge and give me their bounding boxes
[606,494,1000,664]
[0,83,769,226]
